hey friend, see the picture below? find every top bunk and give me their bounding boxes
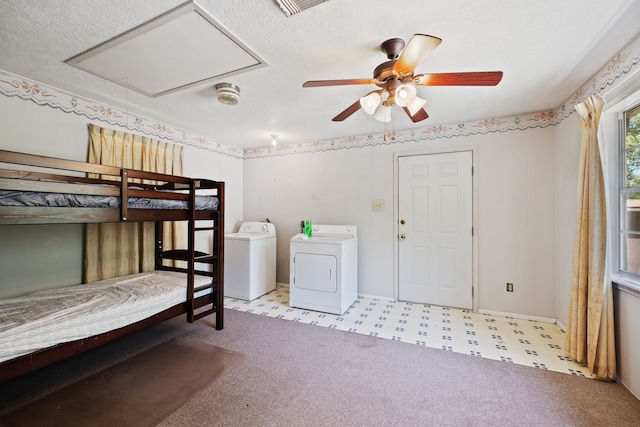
[0,149,224,225]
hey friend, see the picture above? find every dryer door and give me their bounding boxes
[293,253,337,293]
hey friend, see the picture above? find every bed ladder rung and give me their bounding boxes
[191,308,216,321]
[194,283,216,293]
[194,254,217,263]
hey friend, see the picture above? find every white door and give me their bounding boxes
[398,151,473,308]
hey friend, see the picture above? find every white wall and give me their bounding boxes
[614,286,640,399]
[244,126,557,318]
[183,142,243,236]
[0,95,88,297]
[243,146,395,299]
[553,113,581,326]
[0,93,243,298]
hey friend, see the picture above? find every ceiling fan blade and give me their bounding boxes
[414,71,503,86]
[303,78,377,88]
[403,107,429,123]
[393,34,442,76]
[332,99,362,121]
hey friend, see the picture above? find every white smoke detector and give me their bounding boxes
[215,83,240,105]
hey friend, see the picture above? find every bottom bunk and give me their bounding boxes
[0,270,220,383]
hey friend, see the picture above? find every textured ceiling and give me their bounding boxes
[1,0,640,149]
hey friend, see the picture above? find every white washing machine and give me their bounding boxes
[224,222,276,301]
[289,224,357,315]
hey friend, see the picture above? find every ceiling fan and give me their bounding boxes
[302,34,503,123]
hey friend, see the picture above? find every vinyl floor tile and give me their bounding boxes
[224,286,591,377]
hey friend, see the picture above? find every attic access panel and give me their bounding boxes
[65,1,267,97]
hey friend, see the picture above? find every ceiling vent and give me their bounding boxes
[273,0,330,17]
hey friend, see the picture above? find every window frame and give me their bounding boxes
[605,78,640,293]
[619,104,640,279]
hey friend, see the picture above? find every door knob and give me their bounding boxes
[399,233,406,240]
[400,219,406,225]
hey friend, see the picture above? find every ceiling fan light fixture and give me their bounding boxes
[406,96,427,116]
[359,91,381,115]
[215,83,240,105]
[394,84,417,107]
[373,103,392,122]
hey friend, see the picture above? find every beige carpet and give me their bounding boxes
[0,338,244,427]
[2,309,640,426]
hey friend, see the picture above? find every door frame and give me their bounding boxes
[393,146,479,312]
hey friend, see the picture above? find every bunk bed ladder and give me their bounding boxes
[155,179,224,330]
[185,178,223,326]
[188,226,217,322]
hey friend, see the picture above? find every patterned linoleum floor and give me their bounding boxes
[224,286,590,377]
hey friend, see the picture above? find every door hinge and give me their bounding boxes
[472,226,474,236]
[471,166,474,176]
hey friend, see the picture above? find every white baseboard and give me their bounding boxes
[556,319,567,332]
[357,293,395,302]
[277,285,561,325]
[478,309,557,324]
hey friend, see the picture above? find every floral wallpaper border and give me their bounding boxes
[1,33,638,160]
[0,69,244,159]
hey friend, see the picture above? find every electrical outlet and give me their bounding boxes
[506,283,514,292]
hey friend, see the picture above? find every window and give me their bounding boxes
[620,104,640,277]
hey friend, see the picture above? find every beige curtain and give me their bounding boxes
[83,124,185,283]
[566,94,616,379]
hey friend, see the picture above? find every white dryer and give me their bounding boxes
[224,222,276,301]
[289,224,357,315]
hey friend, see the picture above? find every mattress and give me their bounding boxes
[0,190,219,210]
[0,271,212,363]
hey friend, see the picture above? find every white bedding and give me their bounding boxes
[0,271,212,363]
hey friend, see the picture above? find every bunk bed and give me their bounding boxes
[0,149,225,382]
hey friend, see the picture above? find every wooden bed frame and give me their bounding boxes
[0,149,225,382]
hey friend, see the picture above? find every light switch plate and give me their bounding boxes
[371,199,384,212]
